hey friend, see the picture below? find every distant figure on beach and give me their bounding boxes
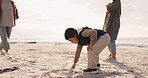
[103,0,121,61]
[64,27,110,72]
[0,0,19,55]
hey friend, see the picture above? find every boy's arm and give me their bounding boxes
[82,29,97,51]
[71,44,82,69]
[107,0,121,12]
[74,44,83,63]
[89,30,97,45]
[82,29,97,45]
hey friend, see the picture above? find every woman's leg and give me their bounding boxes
[107,40,116,60]
[0,27,12,52]
[6,27,12,39]
[5,27,12,52]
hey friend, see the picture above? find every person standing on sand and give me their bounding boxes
[103,0,121,61]
[64,27,110,72]
[0,0,19,55]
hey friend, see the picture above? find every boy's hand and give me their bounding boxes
[87,44,93,51]
[71,63,76,69]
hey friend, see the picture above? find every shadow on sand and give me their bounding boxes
[40,68,127,78]
[107,61,144,78]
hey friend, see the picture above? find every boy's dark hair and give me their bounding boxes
[64,28,78,40]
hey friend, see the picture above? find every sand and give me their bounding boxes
[0,43,148,78]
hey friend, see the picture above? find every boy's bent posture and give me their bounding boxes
[64,27,110,72]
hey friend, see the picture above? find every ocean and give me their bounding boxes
[8,37,148,48]
[117,37,148,47]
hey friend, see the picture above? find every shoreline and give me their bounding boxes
[9,41,148,48]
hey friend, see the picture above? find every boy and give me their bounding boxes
[64,27,110,72]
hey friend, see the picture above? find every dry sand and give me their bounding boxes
[0,43,148,78]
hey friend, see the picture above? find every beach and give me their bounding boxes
[0,0,147,78]
[0,41,148,78]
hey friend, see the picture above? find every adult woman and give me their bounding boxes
[0,0,19,55]
[103,0,121,60]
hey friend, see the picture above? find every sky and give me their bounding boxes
[11,0,148,42]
